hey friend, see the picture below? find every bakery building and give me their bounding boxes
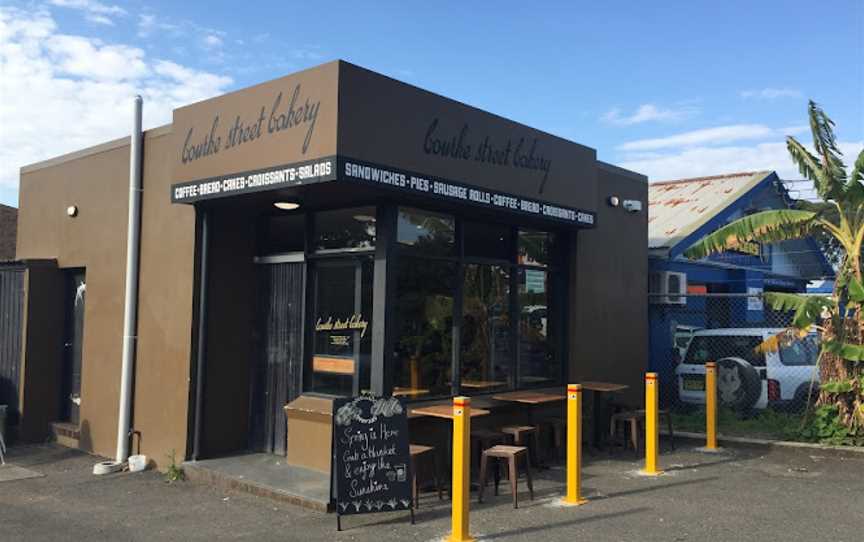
[4,61,647,472]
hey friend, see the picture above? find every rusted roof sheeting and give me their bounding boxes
[648,171,771,249]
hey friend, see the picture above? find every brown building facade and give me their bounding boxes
[13,61,647,468]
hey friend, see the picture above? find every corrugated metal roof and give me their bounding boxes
[648,171,772,250]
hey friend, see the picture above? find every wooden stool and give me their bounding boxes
[501,425,541,467]
[471,429,506,471]
[478,445,534,508]
[538,417,566,459]
[409,444,442,508]
[609,410,675,452]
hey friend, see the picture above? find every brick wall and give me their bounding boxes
[0,204,17,260]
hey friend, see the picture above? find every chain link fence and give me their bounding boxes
[649,292,820,441]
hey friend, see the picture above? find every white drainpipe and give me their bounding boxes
[116,95,143,463]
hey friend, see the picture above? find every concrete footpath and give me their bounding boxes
[1,442,862,541]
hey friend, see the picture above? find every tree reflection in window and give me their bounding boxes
[392,256,456,398]
[461,264,512,392]
[314,207,376,252]
[397,207,455,257]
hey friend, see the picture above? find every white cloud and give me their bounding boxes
[617,140,863,182]
[136,13,178,37]
[49,0,126,25]
[740,88,803,100]
[618,124,785,151]
[602,103,698,125]
[0,7,233,203]
[86,14,114,25]
[203,34,223,49]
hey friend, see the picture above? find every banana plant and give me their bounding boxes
[683,101,864,432]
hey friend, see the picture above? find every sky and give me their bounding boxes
[0,0,862,207]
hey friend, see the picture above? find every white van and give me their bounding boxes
[675,328,819,411]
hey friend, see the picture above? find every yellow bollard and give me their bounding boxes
[563,384,588,505]
[705,362,718,450]
[447,396,474,542]
[641,372,662,476]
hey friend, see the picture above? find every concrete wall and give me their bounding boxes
[16,127,196,466]
[570,164,648,406]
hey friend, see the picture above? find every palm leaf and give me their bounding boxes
[682,209,817,259]
[850,148,864,186]
[844,149,864,204]
[787,136,827,188]
[823,340,864,362]
[764,292,833,328]
[808,100,848,183]
[848,277,864,303]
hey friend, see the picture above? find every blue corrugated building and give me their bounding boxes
[648,171,833,393]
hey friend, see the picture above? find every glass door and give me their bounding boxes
[308,257,373,396]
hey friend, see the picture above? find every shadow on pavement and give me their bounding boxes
[482,506,652,539]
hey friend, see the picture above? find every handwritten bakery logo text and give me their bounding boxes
[423,118,553,194]
[181,84,320,164]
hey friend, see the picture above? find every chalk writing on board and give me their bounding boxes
[332,396,412,518]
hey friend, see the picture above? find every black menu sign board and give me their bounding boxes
[331,395,414,529]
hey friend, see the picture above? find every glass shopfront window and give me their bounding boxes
[392,256,457,399]
[517,268,558,386]
[309,258,373,396]
[299,205,564,400]
[461,264,512,393]
[397,207,455,256]
[518,229,554,267]
[314,207,376,252]
[464,221,511,261]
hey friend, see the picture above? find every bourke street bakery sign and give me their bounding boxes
[170,61,596,227]
[171,62,340,201]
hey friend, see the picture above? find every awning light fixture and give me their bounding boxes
[274,201,301,211]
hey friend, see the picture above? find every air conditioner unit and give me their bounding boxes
[649,271,687,305]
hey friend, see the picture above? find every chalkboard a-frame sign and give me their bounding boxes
[331,395,415,531]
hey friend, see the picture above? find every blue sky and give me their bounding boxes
[1,0,862,206]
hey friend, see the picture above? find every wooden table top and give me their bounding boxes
[410,404,491,419]
[460,379,507,389]
[491,390,566,404]
[580,381,629,392]
[392,387,431,398]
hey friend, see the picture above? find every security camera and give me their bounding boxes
[622,199,643,213]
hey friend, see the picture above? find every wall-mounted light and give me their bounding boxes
[66,205,78,217]
[273,201,300,211]
[607,196,620,207]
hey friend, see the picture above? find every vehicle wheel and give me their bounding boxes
[792,384,817,413]
[716,357,761,412]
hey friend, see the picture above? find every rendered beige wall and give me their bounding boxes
[16,128,196,466]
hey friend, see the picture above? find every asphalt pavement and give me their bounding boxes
[1,441,862,541]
